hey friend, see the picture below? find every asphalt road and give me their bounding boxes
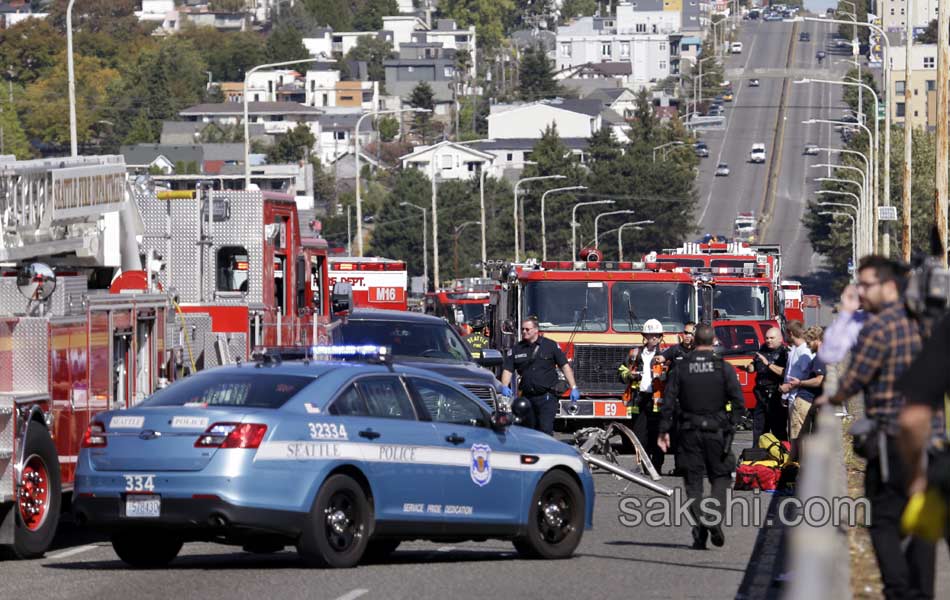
[694,18,852,280]
[2,432,792,600]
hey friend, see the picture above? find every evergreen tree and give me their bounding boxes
[266,23,310,63]
[267,123,317,163]
[559,0,597,18]
[519,45,560,101]
[301,0,353,30]
[353,0,399,30]
[0,93,32,158]
[408,82,438,143]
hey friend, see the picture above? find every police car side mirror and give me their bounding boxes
[475,348,503,367]
[331,281,353,315]
[490,410,512,432]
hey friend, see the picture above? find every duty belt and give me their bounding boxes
[679,412,729,432]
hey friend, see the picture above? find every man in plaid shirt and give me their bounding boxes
[817,256,933,599]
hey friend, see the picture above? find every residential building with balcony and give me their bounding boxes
[888,43,938,130]
[384,44,460,115]
[400,141,494,181]
[178,102,323,139]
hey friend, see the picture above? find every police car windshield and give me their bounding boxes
[610,282,695,332]
[523,281,608,331]
[714,285,771,319]
[141,372,314,409]
[334,320,473,362]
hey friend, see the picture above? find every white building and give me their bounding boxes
[556,10,673,88]
[245,69,302,103]
[487,99,603,140]
[400,141,494,181]
[137,0,175,21]
[315,110,376,166]
[880,0,938,33]
[305,70,342,107]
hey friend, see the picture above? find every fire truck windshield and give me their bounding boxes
[713,285,771,319]
[710,259,757,269]
[453,303,487,324]
[523,281,608,331]
[610,282,695,332]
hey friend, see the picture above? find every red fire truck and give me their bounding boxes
[328,256,408,311]
[0,155,331,557]
[506,259,698,427]
[426,279,498,329]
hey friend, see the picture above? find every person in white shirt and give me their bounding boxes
[618,318,666,472]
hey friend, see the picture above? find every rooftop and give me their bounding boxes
[180,102,324,116]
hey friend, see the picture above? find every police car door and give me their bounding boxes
[350,375,446,525]
[407,377,523,528]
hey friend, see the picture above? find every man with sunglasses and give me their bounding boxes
[500,317,580,435]
[659,321,697,368]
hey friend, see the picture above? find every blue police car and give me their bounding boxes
[73,347,595,568]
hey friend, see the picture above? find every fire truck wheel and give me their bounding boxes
[111,530,183,568]
[297,474,371,568]
[11,425,62,559]
[513,470,584,560]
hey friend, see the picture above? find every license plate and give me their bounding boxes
[593,401,626,417]
[126,495,161,518]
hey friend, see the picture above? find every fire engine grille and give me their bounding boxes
[464,384,496,409]
[572,345,629,395]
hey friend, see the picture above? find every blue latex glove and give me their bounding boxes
[500,386,513,398]
[569,387,580,402]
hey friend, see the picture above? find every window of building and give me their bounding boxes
[602,43,612,56]
[334,130,346,140]
[895,80,905,94]
[927,79,937,91]
[441,154,453,169]
[636,23,647,32]
[659,61,667,69]
[900,7,904,14]
[914,88,918,96]
[407,66,414,73]
[659,43,666,51]
[924,56,935,69]
[340,95,354,102]
[216,246,249,292]
[444,66,454,78]
[914,110,919,117]
[455,35,468,43]
[889,8,894,14]
[506,153,513,161]
[896,102,906,117]
[561,43,572,57]
[620,42,630,57]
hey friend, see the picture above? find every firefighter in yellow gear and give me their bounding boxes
[618,318,666,473]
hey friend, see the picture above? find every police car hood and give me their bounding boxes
[394,359,501,389]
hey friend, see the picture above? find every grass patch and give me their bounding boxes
[842,416,882,599]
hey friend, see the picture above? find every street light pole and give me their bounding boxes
[618,220,654,261]
[814,147,871,254]
[541,185,587,261]
[401,202,428,292]
[513,175,566,261]
[66,0,78,157]
[245,58,321,188]
[571,200,614,261]
[813,162,872,254]
[593,210,636,249]
[355,107,430,256]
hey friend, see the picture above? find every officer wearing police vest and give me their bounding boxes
[659,324,745,550]
[500,317,580,435]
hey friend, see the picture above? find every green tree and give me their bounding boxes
[267,123,317,163]
[841,67,879,122]
[210,0,247,11]
[519,45,560,101]
[834,0,869,45]
[439,0,516,50]
[353,0,398,30]
[266,23,311,63]
[628,88,658,143]
[48,0,146,44]
[0,19,64,85]
[559,0,597,18]
[345,36,395,86]
[377,116,400,142]
[408,81,438,143]
[916,19,940,44]
[301,0,353,30]
[0,93,33,158]
[179,28,267,82]
[310,157,338,211]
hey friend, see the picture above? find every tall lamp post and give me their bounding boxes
[513,175,566,261]
[453,221,481,277]
[813,162,872,252]
[652,141,684,163]
[618,220,655,261]
[540,185,587,261]
[355,107,430,256]
[817,190,864,254]
[244,58,321,188]
[571,200,614,261]
[593,209,636,249]
[66,0,78,157]
[400,202,428,292]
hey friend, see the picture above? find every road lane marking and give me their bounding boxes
[45,544,99,561]
[333,589,369,600]
[436,545,454,552]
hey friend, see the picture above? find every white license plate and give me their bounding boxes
[126,495,161,518]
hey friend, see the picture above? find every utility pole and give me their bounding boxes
[938,0,950,266]
[901,3,913,261]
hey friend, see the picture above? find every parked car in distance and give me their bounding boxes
[715,163,731,177]
[799,31,810,42]
[803,143,820,156]
[694,141,710,157]
[723,91,734,102]
[749,79,760,87]
[731,42,743,54]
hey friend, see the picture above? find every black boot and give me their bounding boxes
[691,526,708,550]
[709,524,725,547]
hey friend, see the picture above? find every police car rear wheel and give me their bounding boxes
[111,530,183,568]
[514,470,584,559]
[298,474,370,568]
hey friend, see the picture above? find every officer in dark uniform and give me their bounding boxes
[658,321,696,370]
[659,324,745,550]
[746,327,788,445]
[501,316,580,435]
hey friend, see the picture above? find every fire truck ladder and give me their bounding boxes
[0,155,140,268]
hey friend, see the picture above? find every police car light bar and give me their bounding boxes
[310,345,392,363]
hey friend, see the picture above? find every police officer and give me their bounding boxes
[618,318,666,473]
[658,321,696,369]
[500,317,580,435]
[746,327,788,446]
[659,324,745,550]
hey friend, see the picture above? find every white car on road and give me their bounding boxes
[750,143,767,163]
[715,163,731,177]
[731,42,743,54]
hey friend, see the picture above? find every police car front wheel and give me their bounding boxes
[514,470,584,559]
[298,474,372,568]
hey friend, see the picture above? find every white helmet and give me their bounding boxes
[642,319,664,335]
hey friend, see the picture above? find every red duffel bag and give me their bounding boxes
[734,461,781,491]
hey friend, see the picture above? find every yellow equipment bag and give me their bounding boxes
[758,432,791,466]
